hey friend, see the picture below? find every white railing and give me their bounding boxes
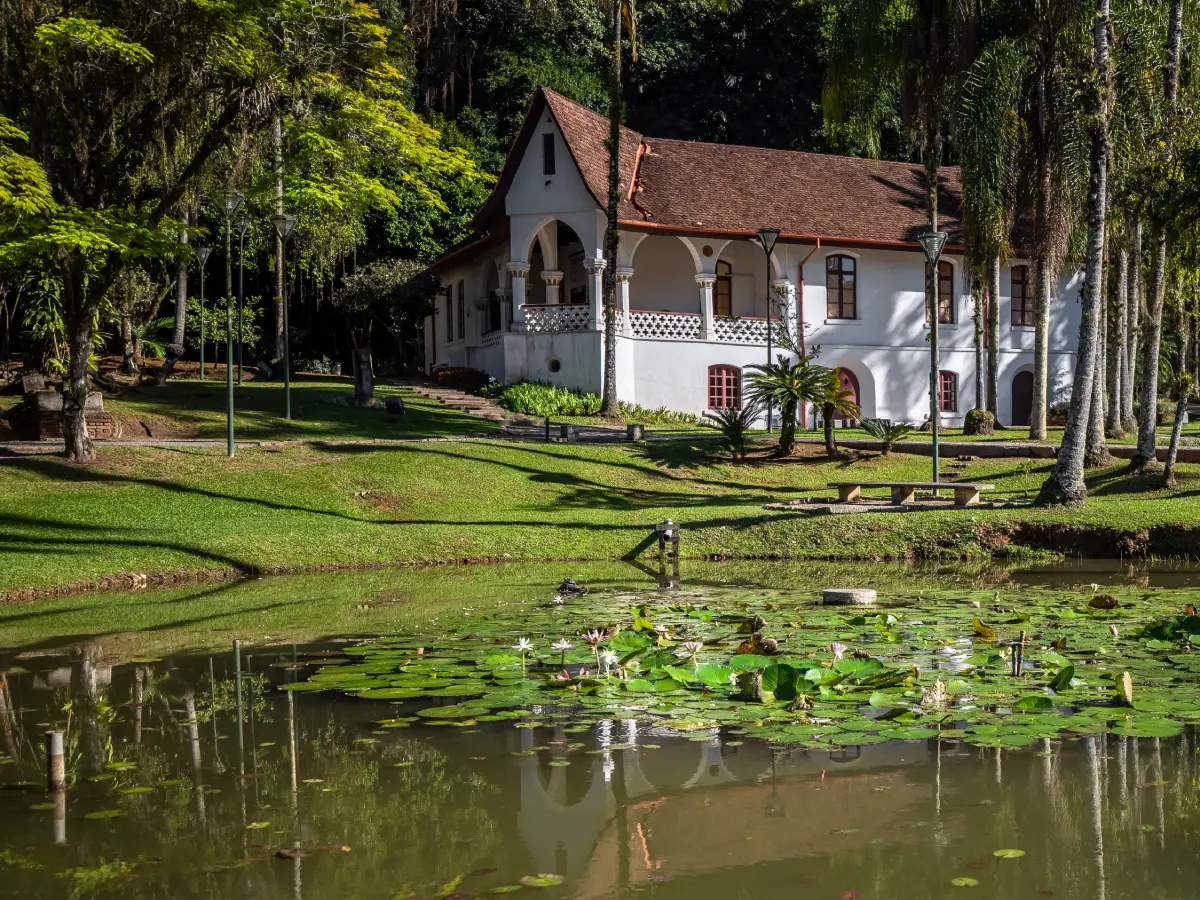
[713,316,770,344]
[523,304,591,333]
[629,311,702,341]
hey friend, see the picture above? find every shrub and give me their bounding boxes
[860,418,914,455]
[434,366,492,394]
[963,408,995,436]
[618,402,700,425]
[703,401,764,461]
[497,381,602,417]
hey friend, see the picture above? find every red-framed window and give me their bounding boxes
[715,260,733,317]
[939,370,958,413]
[826,255,857,319]
[925,260,954,323]
[1011,266,1034,327]
[708,365,741,409]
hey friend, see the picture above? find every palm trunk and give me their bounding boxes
[1037,0,1108,505]
[61,265,95,463]
[779,397,797,455]
[1107,245,1127,438]
[155,215,189,385]
[925,147,941,454]
[274,114,286,364]
[1030,66,1053,442]
[987,254,1001,422]
[1122,219,1141,432]
[1132,0,1184,471]
[823,402,837,456]
[972,270,985,410]
[599,0,622,417]
[1086,294,1112,467]
[1163,303,1190,487]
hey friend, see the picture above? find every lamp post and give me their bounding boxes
[222,192,245,458]
[756,227,781,433]
[196,248,211,379]
[236,210,251,386]
[273,214,298,420]
[919,230,949,488]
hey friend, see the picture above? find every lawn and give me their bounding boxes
[3,434,1200,600]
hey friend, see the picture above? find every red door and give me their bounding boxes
[835,368,859,419]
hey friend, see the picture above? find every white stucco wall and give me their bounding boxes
[503,331,603,394]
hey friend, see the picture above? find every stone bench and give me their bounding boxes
[829,481,995,507]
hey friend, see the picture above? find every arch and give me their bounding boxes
[1011,369,1034,427]
[616,231,648,269]
[823,356,876,419]
[741,236,788,280]
[527,220,586,306]
[628,235,702,313]
[675,237,733,275]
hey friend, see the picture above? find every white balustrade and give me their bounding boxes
[629,311,702,341]
[522,304,592,333]
[712,316,770,344]
[481,329,503,348]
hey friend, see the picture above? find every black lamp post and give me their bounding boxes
[919,230,949,487]
[222,192,245,458]
[273,213,298,421]
[756,227,781,433]
[236,209,251,386]
[196,247,211,379]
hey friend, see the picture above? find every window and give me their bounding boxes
[715,261,733,317]
[488,292,502,333]
[939,370,958,413]
[826,255,857,319]
[708,365,741,410]
[445,286,454,342]
[456,280,465,340]
[542,133,556,176]
[925,260,954,323]
[1011,266,1034,327]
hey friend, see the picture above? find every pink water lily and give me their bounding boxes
[828,642,848,661]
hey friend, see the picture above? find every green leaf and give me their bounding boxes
[1049,664,1075,692]
[519,874,564,887]
[1013,695,1053,711]
[951,877,980,887]
[993,849,1025,859]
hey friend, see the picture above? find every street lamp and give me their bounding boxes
[196,247,211,379]
[756,226,781,433]
[919,230,949,488]
[273,213,298,421]
[236,209,252,386]
[222,191,245,458]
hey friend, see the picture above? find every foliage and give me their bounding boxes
[963,408,996,436]
[860,417,914,454]
[496,381,603,417]
[745,354,831,455]
[617,401,699,424]
[703,400,763,461]
[333,259,433,350]
[185,296,265,352]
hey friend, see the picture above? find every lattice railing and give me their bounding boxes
[713,316,770,344]
[629,311,701,341]
[481,329,503,347]
[522,304,591,333]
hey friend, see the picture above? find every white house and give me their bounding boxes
[425,88,1081,427]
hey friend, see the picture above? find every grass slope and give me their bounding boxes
[3,433,1200,598]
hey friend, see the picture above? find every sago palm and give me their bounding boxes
[744,355,829,456]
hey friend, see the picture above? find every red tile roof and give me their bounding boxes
[466,87,964,258]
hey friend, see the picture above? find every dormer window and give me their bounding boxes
[542,133,556,176]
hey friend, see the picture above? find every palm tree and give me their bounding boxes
[817,370,862,457]
[744,355,830,456]
[1036,0,1112,506]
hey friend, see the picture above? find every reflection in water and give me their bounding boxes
[2,643,1200,899]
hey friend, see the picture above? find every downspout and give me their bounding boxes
[796,239,821,428]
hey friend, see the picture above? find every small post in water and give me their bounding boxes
[45,730,65,792]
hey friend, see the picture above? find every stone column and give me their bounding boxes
[584,257,606,330]
[616,267,633,336]
[499,288,513,332]
[542,270,563,306]
[696,274,716,341]
[508,263,529,332]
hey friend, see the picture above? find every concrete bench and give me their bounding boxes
[829,481,995,507]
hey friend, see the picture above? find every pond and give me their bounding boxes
[3,561,1200,899]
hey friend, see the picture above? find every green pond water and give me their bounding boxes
[3,561,1200,899]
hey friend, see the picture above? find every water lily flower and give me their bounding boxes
[551,594,565,605]
[552,638,574,666]
[600,649,619,673]
[513,637,534,653]
[582,629,609,645]
[1108,624,1119,638]
[551,669,572,682]
[676,640,704,663]
[828,642,848,661]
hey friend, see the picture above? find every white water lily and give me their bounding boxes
[513,637,534,653]
[676,640,704,662]
[551,594,565,605]
[600,649,619,669]
[828,642,848,661]
[551,639,574,652]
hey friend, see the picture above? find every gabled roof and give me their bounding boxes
[457,86,965,267]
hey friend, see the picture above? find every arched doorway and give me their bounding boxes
[835,367,860,420]
[1011,371,1034,427]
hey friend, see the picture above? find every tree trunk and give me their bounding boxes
[987,254,1001,422]
[925,142,941,456]
[61,268,95,463]
[1163,305,1190,487]
[1030,250,1052,440]
[155,216,190,385]
[1037,0,1108,505]
[823,402,837,456]
[778,397,797,455]
[1122,219,1141,432]
[1108,245,1127,438]
[1085,300,1112,467]
[274,114,287,364]
[973,270,985,410]
[120,313,137,374]
[599,0,622,417]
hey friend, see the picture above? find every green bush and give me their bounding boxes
[497,381,602,417]
[963,408,995,436]
[860,418,915,455]
[618,402,700,425]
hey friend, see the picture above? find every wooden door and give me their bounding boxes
[1011,371,1033,427]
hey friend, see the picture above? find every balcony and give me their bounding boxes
[520,305,771,344]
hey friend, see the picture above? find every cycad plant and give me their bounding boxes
[816,371,861,457]
[744,355,829,456]
[860,418,914,455]
[703,399,764,462]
